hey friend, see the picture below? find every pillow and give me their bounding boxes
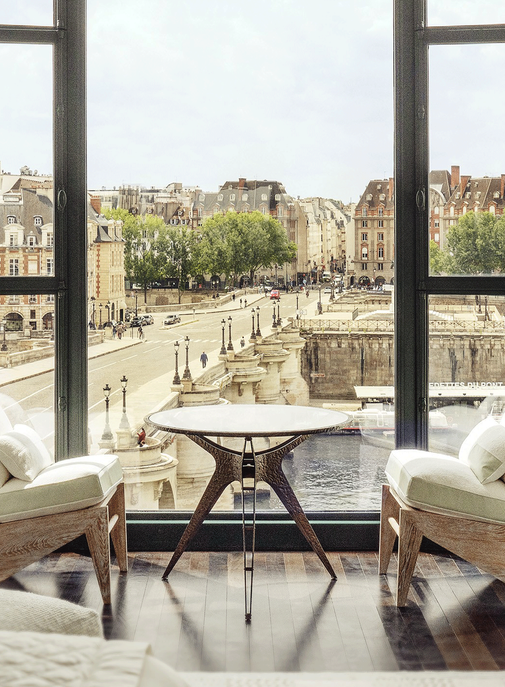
[0,462,10,488]
[12,424,53,469]
[459,416,505,483]
[0,426,52,482]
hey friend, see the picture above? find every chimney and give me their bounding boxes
[90,195,101,214]
[451,165,460,189]
[388,177,394,201]
[501,174,505,199]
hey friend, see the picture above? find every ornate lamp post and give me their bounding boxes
[119,375,130,430]
[90,296,95,327]
[173,340,181,384]
[250,308,256,341]
[101,383,114,443]
[135,294,138,316]
[1,319,7,352]
[272,301,278,329]
[276,301,281,326]
[99,303,103,328]
[182,335,192,380]
[220,319,227,354]
[105,300,110,324]
[255,307,261,338]
[227,316,234,351]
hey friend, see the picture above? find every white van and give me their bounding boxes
[322,271,332,282]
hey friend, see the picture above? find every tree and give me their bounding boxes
[443,211,505,275]
[429,240,448,275]
[198,211,297,285]
[104,209,166,301]
[157,225,199,304]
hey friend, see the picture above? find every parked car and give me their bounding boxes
[164,314,181,326]
[141,314,154,325]
[130,316,142,327]
[270,289,280,300]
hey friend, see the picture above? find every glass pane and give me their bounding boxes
[0,294,55,458]
[428,294,505,455]
[429,44,505,276]
[428,1,505,26]
[0,2,53,26]
[87,0,394,513]
[1,44,53,276]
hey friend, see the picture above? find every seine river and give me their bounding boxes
[239,433,390,512]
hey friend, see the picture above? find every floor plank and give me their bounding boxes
[4,550,505,673]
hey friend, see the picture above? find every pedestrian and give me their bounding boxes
[137,427,146,446]
[232,293,236,301]
[138,325,143,339]
[240,298,243,308]
[112,325,117,339]
[200,351,208,368]
[240,336,245,348]
[244,298,247,308]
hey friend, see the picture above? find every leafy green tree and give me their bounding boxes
[429,240,448,275]
[443,211,505,274]
[157,225,199,303]
[104,209,166,301]
[199,211,297,285]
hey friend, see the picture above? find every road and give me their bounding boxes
[1,290,322,446]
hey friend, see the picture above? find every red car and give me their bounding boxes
[270,289,280,300]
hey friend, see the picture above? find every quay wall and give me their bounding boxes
[301,330,505,399]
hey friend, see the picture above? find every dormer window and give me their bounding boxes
[242,193,248,201]
[7,216,16,224]
[230,194,235,201]
[378,207,384,216]
[275,194,281,201]
[261,194,267,201]
[217,194,223,201]
[34,216,43,227]
[366,194,373,201]
[46,232,54,247]
[28,235,36,247]
[362,206,367,217]
[494,191,500,199]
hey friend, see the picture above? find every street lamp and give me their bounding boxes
[119,375,130,430]
[90,296,96,327]
[99,303,103,328]
[1,319,6,352]
[255,307,261,338]
[250,308,257,341]
[227,316,234,351]
[318,286,322,315]
[105,300,110,324]
[173,341,181,384]
[220,319,227,354]
[276,301,281,326]
[135,294,138,317]
[182,335,192,380]
[101,383,114,443]
[272,301,278,328]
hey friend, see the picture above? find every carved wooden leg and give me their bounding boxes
[396,509,423,607]
[258,453,336,579]
[379,484,400,575]
[162,457,239,579]
[86,507,112,605]
[109,482,128,573]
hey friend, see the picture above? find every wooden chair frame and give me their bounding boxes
[379,483,505,606]
[0,481,127,604]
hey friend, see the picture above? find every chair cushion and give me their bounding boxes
[386,449,505,524]
[0,455,123,523]
[0,589,103,637]
[458,416,505,483]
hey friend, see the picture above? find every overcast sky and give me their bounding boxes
[1,1,505,203]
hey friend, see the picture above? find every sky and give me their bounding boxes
[1,1,505,204]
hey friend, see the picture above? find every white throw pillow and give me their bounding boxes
[0,462,10,488]
[0,426,52,482]
[12,424,53,469]
[459,416,505,483]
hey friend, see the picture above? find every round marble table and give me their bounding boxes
[148,404,349,620]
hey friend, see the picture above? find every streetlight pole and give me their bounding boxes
[119,375,130,430]
[276,301,281,326]
[255,307,261,338]
[1,319,6,352]
[272,301,277,329]
[220,319,227,354]
[182,335,192,380]
[99,303,102,328]
[227,316,234,351]
[101,383,114,443]
[173,341,181,384]
[250,309,257,341]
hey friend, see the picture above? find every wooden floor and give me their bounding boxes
[3,550,505,673]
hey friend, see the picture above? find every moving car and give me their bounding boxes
[164,314,181,326]
[141,314,154,325]
[270,289,280,300]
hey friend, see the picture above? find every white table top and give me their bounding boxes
[148,404,349,438]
